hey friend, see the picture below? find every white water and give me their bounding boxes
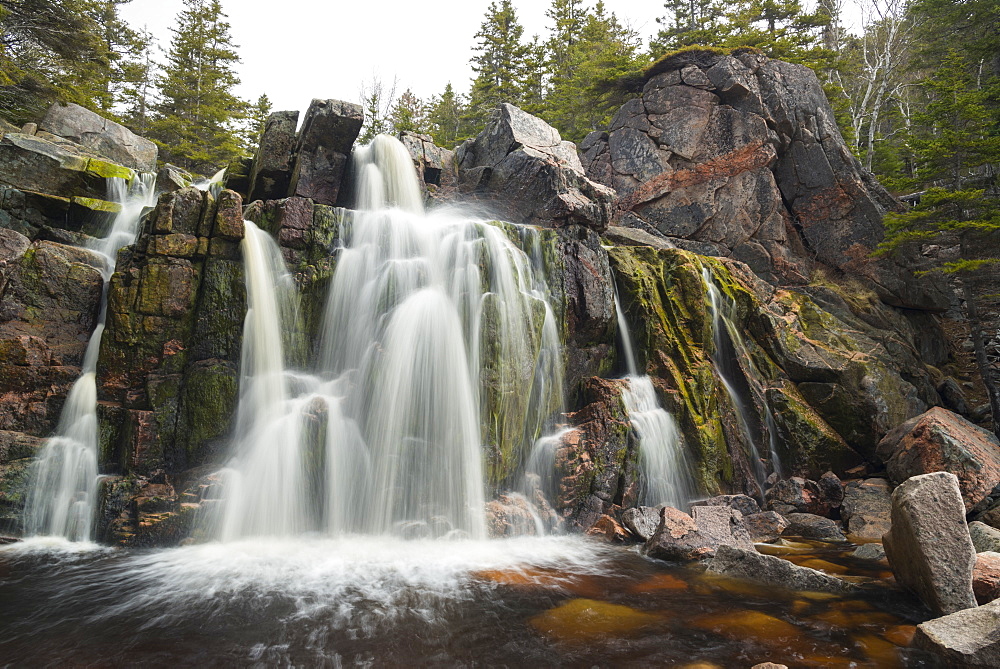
[701,267,784,486]
[214,135,564,541]
[614,290,696,508]
[23,174,156,541]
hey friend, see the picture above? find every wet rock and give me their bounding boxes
[841,478,892,541]
[706,544,858,594]
[852,543,887,561]
[782,513,847,542]
[398,131,457,198]
[973,552,1000,605]
[743,511,789,543]
[914,597,1000,667]
[766,477,828,516]
[586,514,629,542]
[818,471,844,509]
[155,164,193,194]
[751,664,789,669]
[876,407,1000,511]
[289,99,363,206]
[622,505,660,540]
[691,494,760,517]
[691,505,755,551]
[0,133,130,200]
[486,494,542,538]
[883,472,978,615]
[642,506,714,561]
[248,110,299,202]
[39,102,157,172]
[970,521,1000,554]
[456,103,615,230]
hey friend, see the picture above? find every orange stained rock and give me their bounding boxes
[881,624,916,647]
[528,598,663,643]
[690,610,802,646]
[796,558,851,575]
[854,633,903,667]
[473,568,602,598]
[627,573,689,594]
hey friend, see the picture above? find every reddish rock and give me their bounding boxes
[877,407,1000,511]
[586,514,629,543]
[765,476,829,516]
[486,494,541,538]
[289,99,362,206]
[642,506,714,561]
[973,552,1000,605]
[743,511,789,543]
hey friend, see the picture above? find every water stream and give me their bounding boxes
[22,175,156,541]
[701,267,784,489]
[614,289,696,509]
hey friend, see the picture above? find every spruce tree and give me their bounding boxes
[467,0,530,132]
[148,0,245,172]
[240,93,271,153]
[426,82,468,147]
[651,0,728,55]
[390,89,426,135]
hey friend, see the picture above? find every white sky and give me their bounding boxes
[120,0,862,116]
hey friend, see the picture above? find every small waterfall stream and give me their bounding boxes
[701,267,783,488]
[614,289,695,509]
[214,135,564,540]
[23,174,156,541]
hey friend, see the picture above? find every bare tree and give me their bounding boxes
[358,73,399,143]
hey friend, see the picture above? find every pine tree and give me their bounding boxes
[83,0,148,115]
[390,89,426,134]
[148,0,245,172]
[426,82,468,147]
[118,28,156,136]
[467,0,530,133]
[545,0,586,80]
[239,93,271,153]
[722,0,832,68]
[651,0,728,55]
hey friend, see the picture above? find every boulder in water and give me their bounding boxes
[877,407,1000,511]
[883,472,978,615]
[690,494,760,517]
[642,505,754,561]
[622,506,660,541]
[841,478,893,541]
[455,103,615,230]
[914,597,1000,667]
[765,477,829,516]
[781,513,847,542]
[706,544,858,594]
[743,511,789,543]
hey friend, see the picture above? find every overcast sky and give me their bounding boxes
[120,0,668,115]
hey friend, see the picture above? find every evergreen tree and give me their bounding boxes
[466,0,530,132]
[239,93,271,153]
[721,0,832,69]
[426,82,469,147]
[878,51,1000,435]
[118,29,156,136]
[651,0,728,55]
[84,0,148,115]
[545,0,586,80]
[390,89,426,135]
[358,75,397,143]
[148,0,245,172]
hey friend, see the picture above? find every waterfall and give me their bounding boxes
[614,289,695,509]
[701,267,783,488]
[23,174,156,541]
[214,135,564,541]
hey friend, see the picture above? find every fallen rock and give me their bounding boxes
[690,505,755,552]
[973,552,1000,605]
[690,494,760,517]
[841,478,893,541]
[852,543,887,561]
[914,597,1000,667]
[289,99,363,206]
[782,513,847,542]
[970,521,1000,554]
[456,103,615,230]
[876,407,1000,511]
[622,506,660,541]
[586,514,629,543]
[706,544,857,594]
[39,102,158,172]
[883,472,978,615]
[765,477,829,516]
[743,511,789,543]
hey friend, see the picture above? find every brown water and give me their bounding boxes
[0,536,934,667]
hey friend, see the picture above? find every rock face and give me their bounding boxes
[456,104,615,230]
[883,472,978,615]
[39,102,158,172]
[248,110,299,202]
[0,133,131,202]
[877,407,1000,511]
[914,597,1000,667]
[289,99,363,206]
[399,131,458,198]
[841,478,893,541]
[582,50,945,310]
[706,544,857,594]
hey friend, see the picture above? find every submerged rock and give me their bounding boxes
[852,543,887,562]
[877,407,1000,511]
[883,472,978,616]
[914,597,1000,667]
[456,104,615,230]
[706,544,857,594]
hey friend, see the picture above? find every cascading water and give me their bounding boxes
[22,174,157,541]
[614,288,696,509]
[701,267,784,488]
[214,134,564,540]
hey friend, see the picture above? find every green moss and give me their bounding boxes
[86,158,134,181]
[71,196,122,214]
[177,361,238,463]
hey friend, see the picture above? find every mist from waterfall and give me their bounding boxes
[214,135,564,541]
[701,267,783,488]
[614,288,696,509]
[23,174,157,541]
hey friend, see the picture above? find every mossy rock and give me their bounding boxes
[85,157,134,181]
[175,359,238,467]
[0,457,33,535]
